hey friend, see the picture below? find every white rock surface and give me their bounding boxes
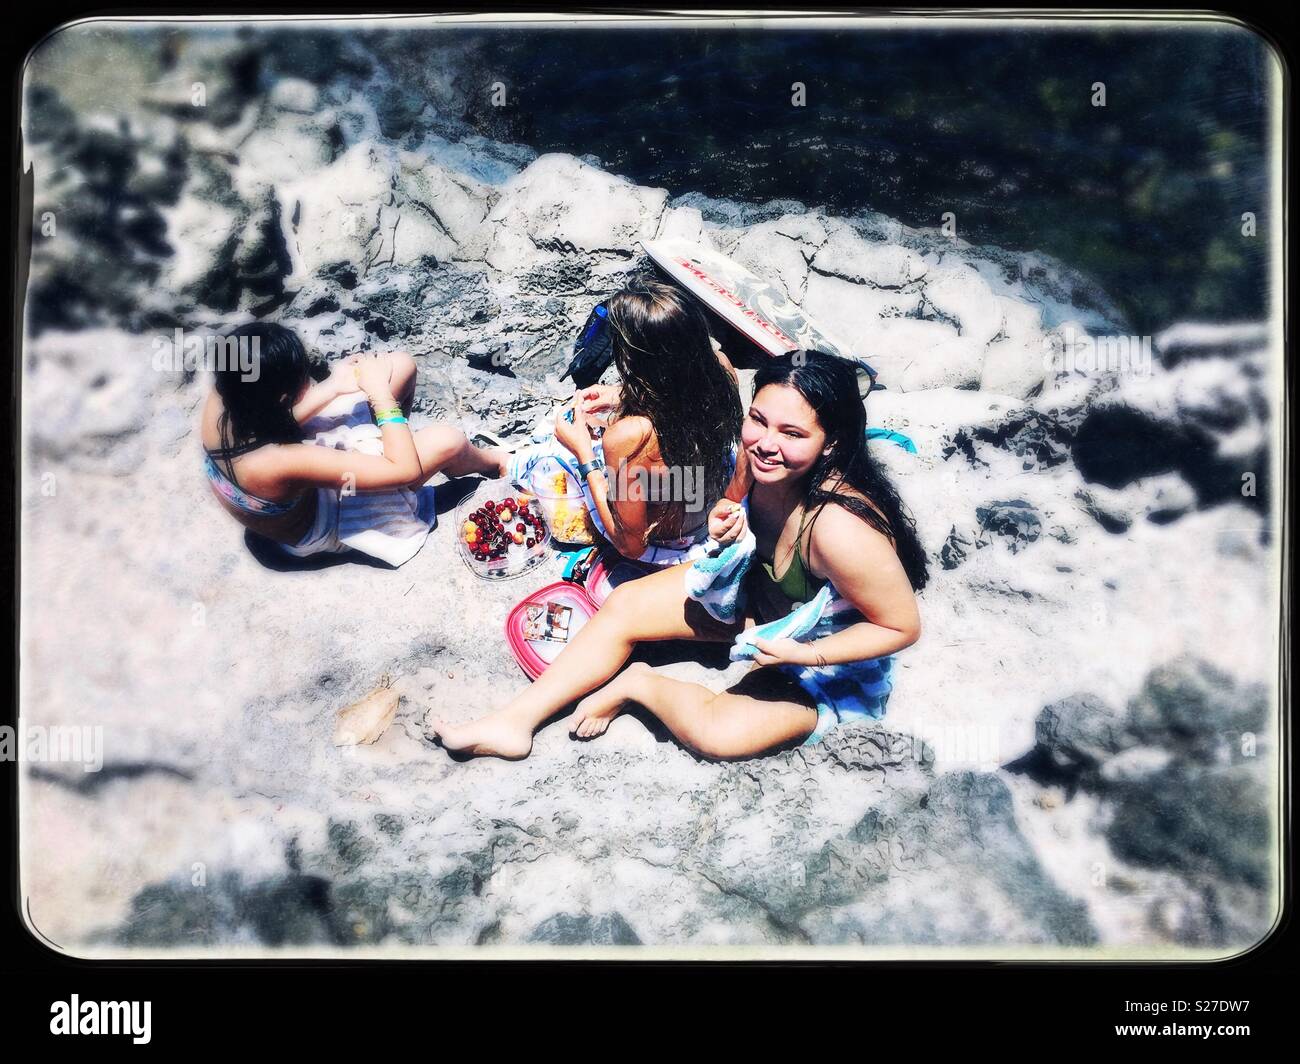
[813,229,927,288]
[18,30,1280,956]
[485,154,668,271]
[729,221,811,300]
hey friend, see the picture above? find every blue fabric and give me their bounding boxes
[729,581,895,745]
[682,500,755,622]
[865,427,918,453]
[559,546,598,582]
[685,504,897,747]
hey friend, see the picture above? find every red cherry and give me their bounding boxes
[526,537,536,548]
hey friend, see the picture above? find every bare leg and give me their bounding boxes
[375,355,506,479]
[427,563,741,759]
[569,662,817,759]
[387,353,419,417]
[410,424,508,484]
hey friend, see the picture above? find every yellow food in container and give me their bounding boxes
[534,469,597,545]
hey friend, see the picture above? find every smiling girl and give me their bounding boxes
[429,349,928,760]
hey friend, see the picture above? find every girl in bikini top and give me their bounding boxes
[755,506,826,606]
[553,275,747,560]
[203,447,298,517]
[199,323,451,546]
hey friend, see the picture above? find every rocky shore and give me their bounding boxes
[19,26,1279,954]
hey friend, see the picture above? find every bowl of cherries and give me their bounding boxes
[455,480,552,579]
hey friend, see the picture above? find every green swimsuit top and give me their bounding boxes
[758,511,827,604]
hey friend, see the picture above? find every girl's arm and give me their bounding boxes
[263,439,424,494]
[582,418,653,559]
[723,444,753,503]
[711,335,747,503]
[274,357,423,492]
[292,352,410,424]
[753,503,921,668]
[710,335,740,386]
[555,403,651,559]
[292,361,358,424]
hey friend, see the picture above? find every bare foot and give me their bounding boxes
[463,434,509,479]
[472,443,509,479]
[567,662,651,740]
[426,711,533,760]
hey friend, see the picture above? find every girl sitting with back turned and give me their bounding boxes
[201,322,507,566]
[511,276,748,566]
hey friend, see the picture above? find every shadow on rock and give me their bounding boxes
[1018,656,1273,947]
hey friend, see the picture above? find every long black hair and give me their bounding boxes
[754,350,929,592]
[606,276,742,540]
[210,322,310,478]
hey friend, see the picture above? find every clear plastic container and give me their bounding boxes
[530,461,598,546]
[505,581,599,679]
[455,480,551,580]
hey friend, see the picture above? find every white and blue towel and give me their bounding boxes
[684,514,895,745]
[277,395,436,567]
[681,503,756,622]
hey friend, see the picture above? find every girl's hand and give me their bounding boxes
[327,355,363,397]
[554,400,595,463]
[353,352,394,399]
[708,499,747,543]
[751,637,818,668]
[576,384,619,422]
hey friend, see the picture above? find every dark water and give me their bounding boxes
[451,23,1272,334]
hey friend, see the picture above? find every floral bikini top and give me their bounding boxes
[203,450,298,517]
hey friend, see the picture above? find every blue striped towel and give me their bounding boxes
[684,510,895,737]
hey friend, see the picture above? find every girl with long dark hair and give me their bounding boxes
[431,349,927,759]
[201,322,507,565]
[529,275,746,564]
